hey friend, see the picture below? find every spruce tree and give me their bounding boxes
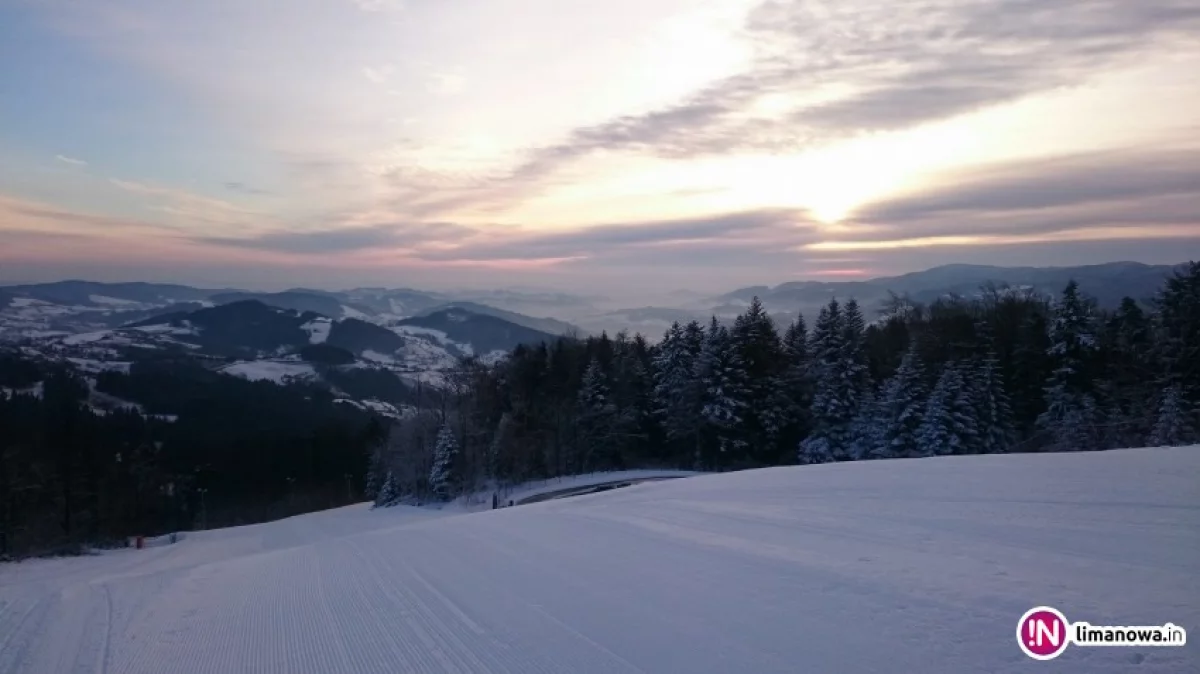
[577,358,619,472]
[652,322,700,452]
[1152,262,1200,426]
[374,471,400,508]
[682,320,705,359]
[800,299,859,464]
[694,317,750,469]
[1101,298,1154,447]
[849,387,882,461]
[917,363,979,456]
[972,351,1015,454]
[364,444,386,501]
[779,315,812,454]
[1037,281,1100,451]
[429,423,460,501]
[874,343,928,459]
[731,297,789,464]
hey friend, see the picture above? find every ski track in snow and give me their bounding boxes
[2,448,1198,673]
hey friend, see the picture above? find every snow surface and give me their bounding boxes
[341,305,370,320]
[490,469,699,505]
[333,398,411,419]
[66,358,132,374]
[360,349,396,364]
[220,360,317,383]
[131,323,198,336]
[301,318,332,344]
[88,294,142,307]
[61,330,111,345]
[392,324,459,349]
[1,448,1197,674]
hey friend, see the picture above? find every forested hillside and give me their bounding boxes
[372,262,1200,505]
[0,358,386,557]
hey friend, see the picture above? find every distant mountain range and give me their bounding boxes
[574,261,1187,336]
[1,261,1187,346]
[0,260,1189,421]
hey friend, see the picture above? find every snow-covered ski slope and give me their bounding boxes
[2,447,1197,674]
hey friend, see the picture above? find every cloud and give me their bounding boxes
[496,0,1200,182]
[223,181,271,196]
[362,65,394,84]
[55,154,87,167]
[428,71,466,96]
[821,149,1200,245]
[109,178,261,230]
[416,209,814,263]
[0,194,194,241]
[350,0,404,12]
[200,222,475,254]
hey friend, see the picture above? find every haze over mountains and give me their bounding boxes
[0,259,1183,419]
[1,261,1183,341]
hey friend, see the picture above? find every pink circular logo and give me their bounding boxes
[1017,606,1070,660]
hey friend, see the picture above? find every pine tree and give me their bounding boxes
[429,423,460,501]
[873,343,928,459]
[1148,385,1196,447]
[1037,281,1100,451]
[577,359,619,472]
[916,363,979,456]
[694,317,750,469]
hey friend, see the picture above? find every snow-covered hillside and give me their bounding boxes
[1,448,1196,674]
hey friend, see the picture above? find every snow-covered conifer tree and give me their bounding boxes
[652,322,700,447]
[917,363,979,456]
[800,299,846,463]
[577,358,619,472]
[873,343,928,459]
[972,351,1015,453]
[374,471,400,508]
[364,444,385,500]
[849,387,881,461]
[1037,281,1100,451]
[1149,385,1196,447]
[694,317,750,468]
[731,297,789,462]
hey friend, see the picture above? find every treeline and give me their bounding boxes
[0,358,384,558]
[374,262,1199,504]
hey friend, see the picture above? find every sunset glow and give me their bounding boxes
[2,0,1198,296]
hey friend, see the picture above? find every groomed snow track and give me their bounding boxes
[1,447,1197,673]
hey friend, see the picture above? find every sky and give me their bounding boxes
[2,0,1199,299]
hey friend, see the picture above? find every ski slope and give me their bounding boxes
[2,448,1197,673]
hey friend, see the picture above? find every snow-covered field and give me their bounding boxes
[301,318,331,344]
[219,360,317,384]
[1,448,1196,674]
